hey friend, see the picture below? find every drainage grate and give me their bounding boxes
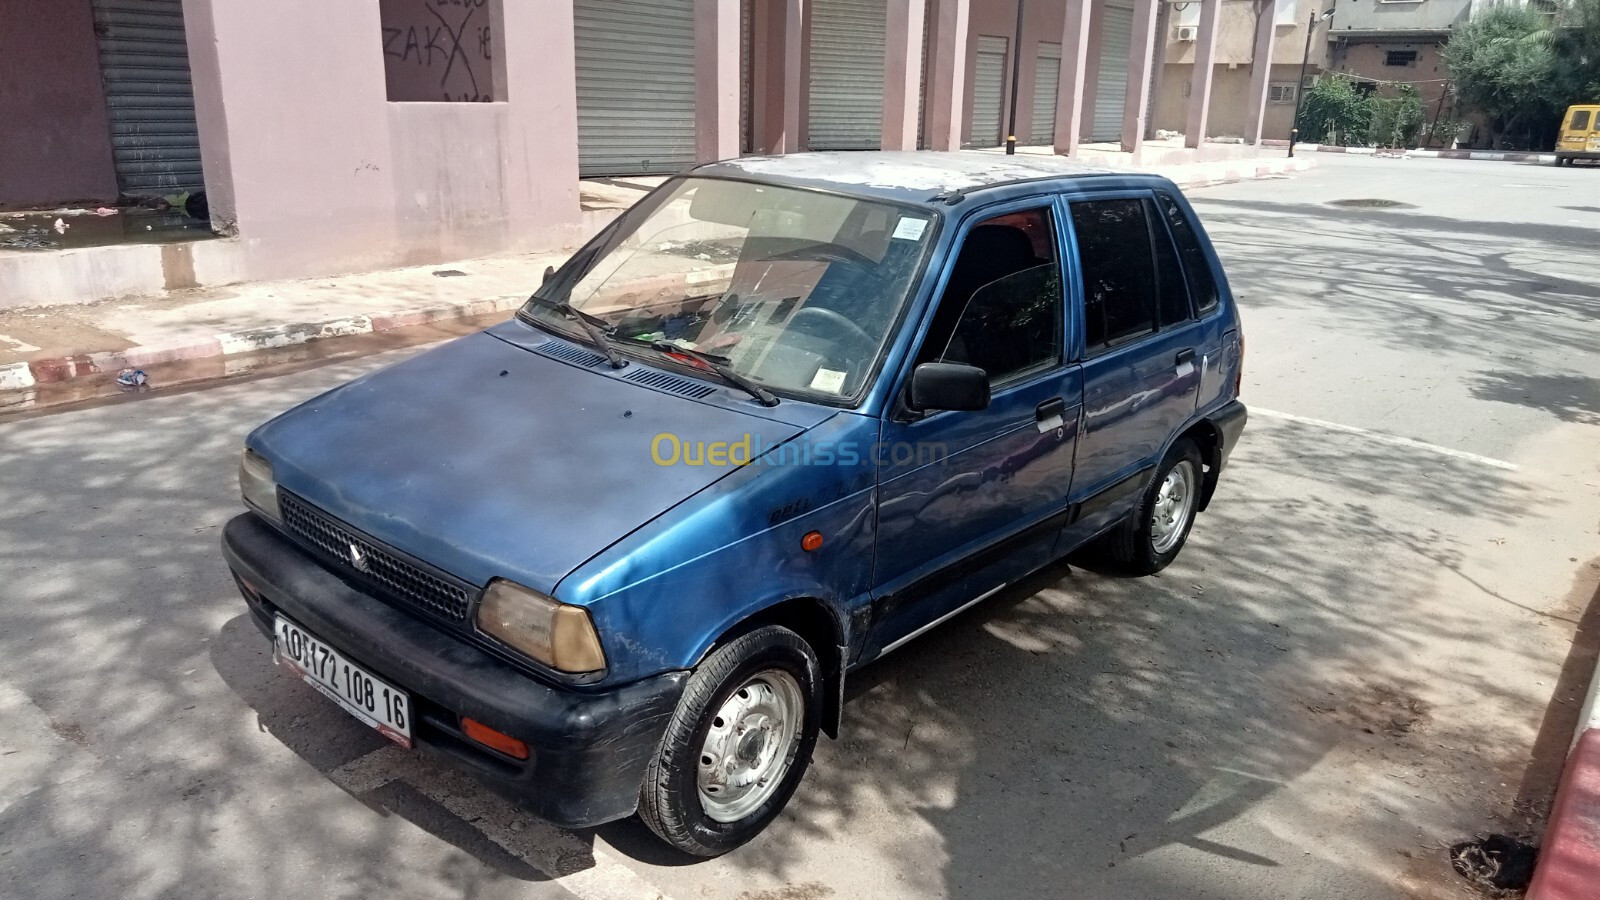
[1326,198,1417,209]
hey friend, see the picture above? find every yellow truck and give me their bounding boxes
[1555,104,1600,166]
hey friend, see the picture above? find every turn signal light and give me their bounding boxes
[461,717,530,760]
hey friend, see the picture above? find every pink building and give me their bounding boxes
[0,0,1281,306]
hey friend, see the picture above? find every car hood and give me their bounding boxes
[251,324,823,593]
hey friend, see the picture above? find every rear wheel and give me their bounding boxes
[638,625,821,857]
[1105,438,1203,575]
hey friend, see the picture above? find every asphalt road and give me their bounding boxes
[2,154,1597,900]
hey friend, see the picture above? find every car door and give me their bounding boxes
[1154,189,1234,416]
[1058,192,1204,545]
[865,199,1082,658]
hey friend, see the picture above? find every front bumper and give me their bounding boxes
[221,513,687,828]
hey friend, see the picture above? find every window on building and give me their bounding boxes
[1268,82,1298,104]
[1384,49,1419,67]
[1071,199,1160,351]
[380,0,502,102]
[1183,80,1192,99]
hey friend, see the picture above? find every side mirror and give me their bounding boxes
[542,265,556,286]
[907,362,990,413]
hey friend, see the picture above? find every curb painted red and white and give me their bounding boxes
[1526,652,1600,899]
[1261,141,1557,164]
[0,295,526,391]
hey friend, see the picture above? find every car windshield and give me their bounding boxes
[523,177,936,399]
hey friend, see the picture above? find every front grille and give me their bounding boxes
[280,492,474,623]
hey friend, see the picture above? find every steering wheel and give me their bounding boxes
[789,306,875,349]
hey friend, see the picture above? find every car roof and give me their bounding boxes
[693,151,1151,206]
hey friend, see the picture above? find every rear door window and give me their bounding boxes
[1572,109,1593,131]
[1070,198,1158,350]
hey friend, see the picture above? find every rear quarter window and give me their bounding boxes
[1157,193,1220,315]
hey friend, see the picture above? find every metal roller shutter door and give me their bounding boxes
[91,0,204,196]
[809,0,886,150]
[968,36,1007,148]
[1031,42,1062,145]
[1091,5,1133,143]
[575,0,696,176]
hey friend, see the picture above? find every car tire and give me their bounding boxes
[1105,437,1204,576]
[638,625,822,857]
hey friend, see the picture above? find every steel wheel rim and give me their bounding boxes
[696,669,804,823]
[1150,459,1197,554]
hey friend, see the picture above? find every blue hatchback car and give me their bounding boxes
[222,151,1246,856]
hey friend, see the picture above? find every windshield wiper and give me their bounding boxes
[524,293,626,369]
[635,340,779,407]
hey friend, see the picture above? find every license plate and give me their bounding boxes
[274,615,413,748]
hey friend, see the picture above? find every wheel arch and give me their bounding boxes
[1175,418,1224,511]
[698,596,849,739]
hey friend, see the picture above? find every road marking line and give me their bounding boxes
[1251,407,1520,471]
[329,746,671,900]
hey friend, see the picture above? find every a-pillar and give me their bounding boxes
[1243,0,1278,145]
[1053,0,1092,156]
[924,0,969,151]
[695,0,740,162]
[1120,0,1160,154]
[882,0,926,150]
[1184,0,1222,148]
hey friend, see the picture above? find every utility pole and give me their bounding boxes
[1005,0,1025,154]
[1289,6,1335,157]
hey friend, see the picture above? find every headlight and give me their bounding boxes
[239,449,281,520]
[477,580,606,674]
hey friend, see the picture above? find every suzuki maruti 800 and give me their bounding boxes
[222,152,1246,856]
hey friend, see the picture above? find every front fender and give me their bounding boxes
[557,414,881,684]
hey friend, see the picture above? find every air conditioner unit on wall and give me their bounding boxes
[1175,25,1198,41]
[1302,73,1321,88]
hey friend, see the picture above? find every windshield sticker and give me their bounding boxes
[809,368,847,393]
[891,217,929,241]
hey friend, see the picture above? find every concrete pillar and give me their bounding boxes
[1184,0,1222,148]
[761,0,808,153]
[1053,0,1092,156]
[1243,0,1278,145]
[1120,0,1160,154]
[925,0,969,151]
[695,0,741,162]
[883,0,926,151]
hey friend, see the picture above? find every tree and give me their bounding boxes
[1444,0,1600,149]
[1554,0,1600,101]
[1443,6,1561,148]
[1368,85,1428,148]
[1296,77,1371,145]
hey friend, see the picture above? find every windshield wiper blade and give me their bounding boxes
[644,340,779,407]
[524,293,626,369]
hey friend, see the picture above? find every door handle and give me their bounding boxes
[1175,348,1196,366]
[1036,397,1066,421]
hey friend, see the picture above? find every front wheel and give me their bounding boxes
[638,625,821,857]
[1104,438,1204,575]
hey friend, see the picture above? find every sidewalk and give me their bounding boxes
[1527,642,1600,899]
[0,154,1313,393]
